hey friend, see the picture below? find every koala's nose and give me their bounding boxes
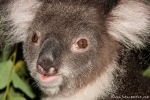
[37,38,60,74]
[38,67,57,77]
[37,58,53,72]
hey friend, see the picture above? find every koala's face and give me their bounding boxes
[23,3,118,96]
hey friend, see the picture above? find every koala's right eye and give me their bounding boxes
[77,39,88,49]
[32,33,39,43]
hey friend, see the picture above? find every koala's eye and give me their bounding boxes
[32,33,39,43]
[77,39,88,49]
[71,38,89,52]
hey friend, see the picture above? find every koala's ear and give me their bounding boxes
[9,0,41,29]
[0,0,41,46]
[107,0,150,48]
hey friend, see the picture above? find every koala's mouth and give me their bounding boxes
[37,65,62,84]
[38,73,61,83]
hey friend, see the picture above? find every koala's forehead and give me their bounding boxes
[31,2,103,35]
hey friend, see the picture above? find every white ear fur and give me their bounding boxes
[3,0,41,45]
[107,0,150,48]
[10,0,41,28]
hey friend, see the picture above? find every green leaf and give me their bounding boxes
[0,60,13,89]
[12,71,35,99]
[0,53,2,62]
[17,65,28,77]
[0,61,6,70]
[11,97,26,100]
[14,60,25,72]
[143,66,150,76]
[2,47,13,62]
[9,94,26,100]
[9,86,26,100]
[0,92,4,100]
[9,86,21,97]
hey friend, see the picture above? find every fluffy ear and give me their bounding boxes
[107,0,150,49]
[0,0,41,46]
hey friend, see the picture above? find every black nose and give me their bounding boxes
[37,38,61,73]
[37,58,53,72]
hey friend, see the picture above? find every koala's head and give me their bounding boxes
[23,2,118,96]
[1,0,150,98]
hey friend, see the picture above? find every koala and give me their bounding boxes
[0,0,150,100]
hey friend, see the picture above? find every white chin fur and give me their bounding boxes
[42,61,120,100]
[107,0,150,48]
[41,85,60,96]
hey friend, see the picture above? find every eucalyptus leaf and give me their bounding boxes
[12,71,35,99]
[12,97,26,100]
[14,60,25,72]
[0,92,4,100]
[0,61,7,70]
[0,53,2,62]
[17,64,28,77]
[0,60,13,89]
[2,48,13,62]
[143,66,150,76]
[9,86,21,97]
[9,96,26,100]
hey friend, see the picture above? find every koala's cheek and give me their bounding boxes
[59,60,92,80]
[59,64,73,77]
[26,59,38,77]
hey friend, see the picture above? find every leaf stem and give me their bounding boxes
[3,46,18,100]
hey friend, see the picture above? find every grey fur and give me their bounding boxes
[0,0,150,100]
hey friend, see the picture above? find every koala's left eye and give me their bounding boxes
[32,33,39,43]
[71,38,89,52]
[77,39,88,49]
